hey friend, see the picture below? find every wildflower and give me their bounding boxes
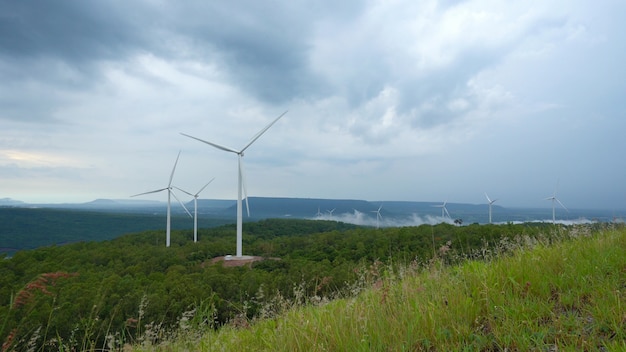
[438,240,452,255]
[126,318,139,328]
[12,272,78,309]
[2,328,17,352]
[315,276,333,293]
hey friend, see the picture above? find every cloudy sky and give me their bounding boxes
[1,0,625,210]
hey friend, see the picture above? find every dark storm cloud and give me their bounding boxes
[0,1,367,106]
[0,0,155,122]
[0,1,153,62]
[164,1,365,103]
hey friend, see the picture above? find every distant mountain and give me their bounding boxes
[222,197,380,218]
[3,196,620,224]
[33,198,183,213]
[1,196,621,255]
[82,199,163,207]
[0,198,26,206]
[193,199,236,209]
[78,199,121,208]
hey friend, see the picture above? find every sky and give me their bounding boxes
[1,0,625,210]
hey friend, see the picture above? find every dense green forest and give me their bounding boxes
[0,207,233,255]
[0,219,604,350]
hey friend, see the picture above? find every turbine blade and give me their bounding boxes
[180,133,239,154]
[196,177,215,196]
[174,186,194,197]
[171,189,192,218]
[556,198,568,212]
[444,207,451,218]
[241,110,287,153]
[485,193,491,203]
[239,156,250,217]
[131,188,167,197]
[168,151,181,187]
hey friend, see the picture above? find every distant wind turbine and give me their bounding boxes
[371,204,383,229]
[433,200,451,219]
[485,193,498,224]
[131,151,192,247]
[181,111,287,258]
[175,178,215,243]
[315,207,323,218]
[326,208,336,220]
[545,180,568,224]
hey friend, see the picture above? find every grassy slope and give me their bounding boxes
[133,226,626,351]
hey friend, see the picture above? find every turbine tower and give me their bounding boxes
[485,193,498,224]
[371,204,383,228]
[181,111,287,258]
[176,178,215,243]
[131,151,192,247]
[545,180,568,224]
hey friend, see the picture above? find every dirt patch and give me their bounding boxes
[208,255,266,267]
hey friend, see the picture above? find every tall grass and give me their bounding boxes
[133,225,626,351]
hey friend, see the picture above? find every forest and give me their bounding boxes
[0,219,606,350]
[0,207,232,255]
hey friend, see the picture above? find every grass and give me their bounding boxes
[131,225,626,351]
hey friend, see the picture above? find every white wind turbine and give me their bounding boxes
[315,207,323,218]
[181,111,287,258]
[371,204,383,229]
[131,151,192,247]
[545,180,568,224]
[433,200,451,219]
[175,178,215,243]
[485,193,498,224]
[326,208,336,220]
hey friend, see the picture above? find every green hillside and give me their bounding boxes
[1,220,622,351]
[136,224,626,351]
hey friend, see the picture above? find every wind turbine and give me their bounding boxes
[326,208,336,220]
[175,178,215,243]
[131,151,192,247]
[433,201,451,219]
[371,204,383,229]
[485,193,498,224]
[181,111,287,258]
[545,180,568,224]
[315,207,323,218]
